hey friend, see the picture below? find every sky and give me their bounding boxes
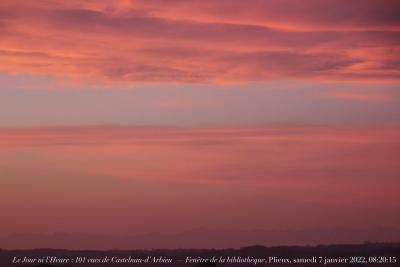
[0,0,399,249]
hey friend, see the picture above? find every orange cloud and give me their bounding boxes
[0,0,399,83]
[134,0,400,31]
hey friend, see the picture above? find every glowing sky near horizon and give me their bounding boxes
[0,0,399,249]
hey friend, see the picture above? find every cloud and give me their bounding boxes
[0,0,399,83]
[1,126,399,187]
[1,125,399,244]
[2,126,400,209]
[138,0,400,30]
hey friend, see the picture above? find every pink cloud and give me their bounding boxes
[0,0,399,83]
[1,126,399,240]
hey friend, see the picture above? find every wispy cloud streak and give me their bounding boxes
[0,0,399,83]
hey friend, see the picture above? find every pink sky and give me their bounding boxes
[0,0,399,249]
[1,126,399,248]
